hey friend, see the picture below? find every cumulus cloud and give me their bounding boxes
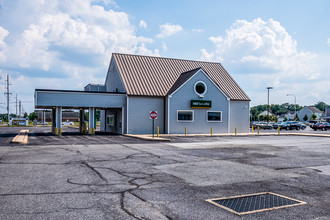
[200,18,329,106]
[139,20,148,29]
[0,0,159,112]
[201,18,319,78]
[328,37,330,47]
[1,0,156,73]
[157,23,183,38]
[0,26,9,62]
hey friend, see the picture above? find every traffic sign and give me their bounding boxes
[150,111,157,119]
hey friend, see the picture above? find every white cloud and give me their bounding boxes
[328,37,330,47]
[139,20,148,29]
[0,26,9,62]
[201,18,329,106]
[0,0,159,112]
[157,23,183,38]
[161,41,167,52]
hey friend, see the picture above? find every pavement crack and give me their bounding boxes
[81,161,107,182]
[120,192,142,220]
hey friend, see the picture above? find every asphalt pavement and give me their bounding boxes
[0,126,329,220]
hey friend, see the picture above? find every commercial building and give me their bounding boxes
[35,53,250,135]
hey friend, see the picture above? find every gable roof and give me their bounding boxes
[112,53,250,101]
[307,106,323,114]
[167,68,202,96]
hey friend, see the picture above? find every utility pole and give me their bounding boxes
[4,75,12,122]
[19,100,22,118]
[16,94,18,117]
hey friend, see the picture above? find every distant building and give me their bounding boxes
[258,110,275,117]
[297,106,324,121]
[285,111,296,121]
[320,107,330,122]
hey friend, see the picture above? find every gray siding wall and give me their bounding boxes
[105,59,126,93]
[127,96,164,134]
[169,70,229,134]
[298,107,312,121]
[229,101,250,133]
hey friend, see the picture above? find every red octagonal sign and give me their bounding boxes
[150,111,157,119]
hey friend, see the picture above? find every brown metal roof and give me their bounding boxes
[113,53,250,101]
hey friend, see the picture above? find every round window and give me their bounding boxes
[194,81,207,96]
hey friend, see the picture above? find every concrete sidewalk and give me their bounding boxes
[125,131,330,141]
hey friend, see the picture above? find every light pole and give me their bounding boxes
[267,87,273,123]
[287,94,296,120]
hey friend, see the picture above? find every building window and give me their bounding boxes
[177,110,194,122]
[207,111,222,122]
[194,81,207,97]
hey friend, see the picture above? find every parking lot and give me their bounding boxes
[0,127,330,219]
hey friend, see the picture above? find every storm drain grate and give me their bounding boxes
[206,192,306,215]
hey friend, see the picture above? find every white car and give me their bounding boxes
[62,121,74,125]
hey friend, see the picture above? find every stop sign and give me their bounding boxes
[150,111,157,119]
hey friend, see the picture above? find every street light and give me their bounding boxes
[267,87,273,123]
[287,94,296,120]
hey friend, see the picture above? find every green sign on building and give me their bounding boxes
[191,100,212,108]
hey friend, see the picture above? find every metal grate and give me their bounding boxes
[206,192,306,215]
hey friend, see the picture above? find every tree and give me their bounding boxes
[310,113,317,120]
[303,114,308,121]
[284,117,288,122]
[314,101,329,112]
[295,113,300,121]
[29,112,38,121]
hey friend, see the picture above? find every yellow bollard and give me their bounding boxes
[257,127,260,135]
[235,126,237,135]
[211,127,213,136]
[59,128,62,135]
[185,126,187,136]
[252,125,254,134]
[278,126,280,135]
[157,126,159,137]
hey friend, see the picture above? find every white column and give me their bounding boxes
[88,107,95,134]
[55,107,62,135]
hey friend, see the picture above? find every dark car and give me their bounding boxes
[312,122,330,131]
[272,123,282,129]
[280,121,306,130]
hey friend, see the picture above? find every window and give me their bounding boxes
[194,81,207,97]
[177,110,194,122]
[207,111,222,122]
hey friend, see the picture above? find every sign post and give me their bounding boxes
[149,111,157,138]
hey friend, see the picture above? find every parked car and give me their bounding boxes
[258,122,273,130]
[312,122,330,131]
[280,121,306,130]
[272,123,282,129]
[309,120,319,128]
[250,122,259,128]
[62,121,74,125]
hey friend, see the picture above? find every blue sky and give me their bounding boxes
[0,0,329,113]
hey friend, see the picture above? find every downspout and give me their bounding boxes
[126,95,129,134]
[227,98,230,133]
[168,95,171,134]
